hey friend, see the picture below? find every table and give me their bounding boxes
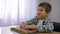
[11,27,60,34]
[1,26,20,34]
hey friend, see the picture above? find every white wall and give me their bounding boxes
[0,27,1,34]
[50,0,60,22]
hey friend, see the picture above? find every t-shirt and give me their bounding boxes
[37,20,44,27]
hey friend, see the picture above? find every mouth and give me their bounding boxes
[37,13,40,15]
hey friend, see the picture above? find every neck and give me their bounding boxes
[38,16,46,20]
[40,17,45,20]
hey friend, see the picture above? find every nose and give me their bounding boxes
[37,11,40,15]
[38,10,41,13]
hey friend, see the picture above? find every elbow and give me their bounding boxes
[47,28,54,32]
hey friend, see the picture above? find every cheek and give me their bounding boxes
[40,12,46,16]
[37,11,40,15]
[42,13,47,17]
[42,11,46,14]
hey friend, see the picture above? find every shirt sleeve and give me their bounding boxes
[24,19,34,25]
[24,17,38,25]
[38,21,54,32]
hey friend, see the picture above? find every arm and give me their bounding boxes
[20,23,39,30]
[24,16,38,25]
[28,25,39,30]
[38,21,54,32]
[20,17,38,29]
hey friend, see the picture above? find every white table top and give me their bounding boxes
[1,26,20,34]
[0,27,1,34]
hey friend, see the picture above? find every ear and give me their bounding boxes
[45,13,49,16]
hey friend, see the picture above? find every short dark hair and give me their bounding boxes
[38,2,52,13]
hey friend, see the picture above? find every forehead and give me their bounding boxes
[38,6,45,9]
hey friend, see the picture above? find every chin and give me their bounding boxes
[37,16,41,18]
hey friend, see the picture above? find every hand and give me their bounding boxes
[20,22,26,29]
[23,25,30,30]
[20,22,30,30]
[22,25,38,30]
[20,23,38,30]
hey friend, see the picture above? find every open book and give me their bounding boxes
[11,27,38,34]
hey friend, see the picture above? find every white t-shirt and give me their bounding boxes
[37,20,44,27]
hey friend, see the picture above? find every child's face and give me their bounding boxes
[37,6,48,19]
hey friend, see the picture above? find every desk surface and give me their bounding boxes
[11,27,60,34]
[1,26,19,34]
[1,26,60,34]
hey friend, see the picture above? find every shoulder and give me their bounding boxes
[45,17,53,23]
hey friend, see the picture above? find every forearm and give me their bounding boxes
[29,25,39,30]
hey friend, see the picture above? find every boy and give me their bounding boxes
[20,2,54,32]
